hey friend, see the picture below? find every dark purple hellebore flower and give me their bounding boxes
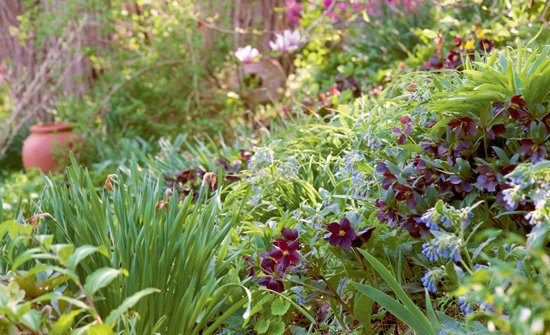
[261,257,276,274]
[375,198,400,228]
[325,218,357,249]
[403,215,430,238]
[455,139,472,158]
[476,165,499,192]
[425,57,444,70]
[269,240,300,271]
[392,128,407,145]
[382,172,397,190]
[351,227,375,248]
[507,95,528,120]
[487,123,506,139]
[258,276,285,292]
[217,159,231,171]
[449,175,474,193]
[243,256,255,279]
[393,184,418,209]
[448,116,477,137]
[225,173,240,182]
[375,162,390,174]
[392,116,414,144]
[520,139,548,164]
[448,50,462,68]
[420,139,438,154]
[177,170,196,183]
[240,149,253,162]
[479,39,494,53]
[493,101,507,118]
[281,228,298,241]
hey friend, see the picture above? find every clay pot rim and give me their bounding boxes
[30,122,74,133]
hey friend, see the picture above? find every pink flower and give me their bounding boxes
[235,45,260,63]
[269,30,302,53]
[286,0,302,26]
[327,12,339,20]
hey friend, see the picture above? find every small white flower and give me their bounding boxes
[519,307,531,323]
[269,29,302,53]
[235,45,260,63]
[531,318,544,332]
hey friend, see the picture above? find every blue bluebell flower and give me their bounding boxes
[441,216,453,228]
[479,302,494,313]
[422,234,462,263]
[296,293,307,305]
[422,243,439,262]
[342,149,363,173]
[458,296,474,316]
[421,270,438,292]
[278,160,299,178]
[250,147,274,172]
[517,261,524,270]
[421,209,438,230]
[293,210,301,221]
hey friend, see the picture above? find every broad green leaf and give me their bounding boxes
[105,288,160,324]
[20,310,41,331]
[31,293,89,310]
[429,117,454,134]
[354,292,373,331]
[51,310,83,335]
[267,320,285,335]
[398,144,423,154]
[271,297,290,316]
[67,245,109,269]
[84,268,126,297]
[87,323,115,335]
[49,244,74,263]
[256,318,270,333]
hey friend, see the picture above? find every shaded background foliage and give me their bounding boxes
[1,0,550,334]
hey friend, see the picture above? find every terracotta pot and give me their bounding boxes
[22,123,78,172]
[241,58,287,104]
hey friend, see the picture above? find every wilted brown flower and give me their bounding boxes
[104,174,117,191]
[202,172,218,190]
[26,213,56,231]
[155,200,169,211]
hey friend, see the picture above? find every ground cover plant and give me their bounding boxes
[2,0,550,334]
